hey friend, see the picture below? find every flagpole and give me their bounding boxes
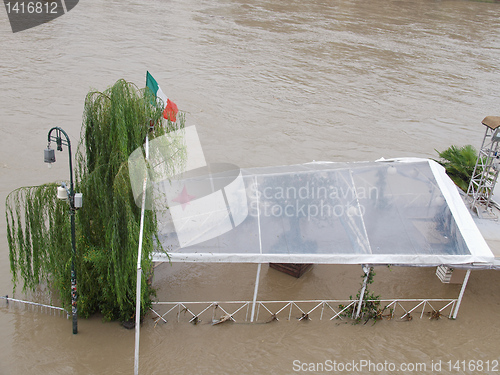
[134,135,149,375]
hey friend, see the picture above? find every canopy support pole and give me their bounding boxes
[250,263,262,322]
[250,176,263,323]
[452,269,471,319]
[355,265,370,320]
[134,136,149,375]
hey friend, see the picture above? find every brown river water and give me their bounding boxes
[1,0,500,374]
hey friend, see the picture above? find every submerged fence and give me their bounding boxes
[150,298,458,325]
[1,295,457,325]
[0,295,68,318]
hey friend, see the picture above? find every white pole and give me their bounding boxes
[355,265,370,320]
[250,176,263,323]
[134,136,149,375]
[250,263,262,322]
[452,269,471,319]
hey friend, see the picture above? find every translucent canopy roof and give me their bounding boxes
[152,158,494,267]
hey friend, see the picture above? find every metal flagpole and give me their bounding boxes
[134,135,149,375]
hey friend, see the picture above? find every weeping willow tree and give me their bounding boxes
[6,79,183,321]
[6,184,72,302]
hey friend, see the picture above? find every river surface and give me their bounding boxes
[1,0,500,374]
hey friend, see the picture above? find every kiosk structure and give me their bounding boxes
[149,158,496,325]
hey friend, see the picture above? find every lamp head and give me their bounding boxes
[57,185,68,200]
[44,147,55,164]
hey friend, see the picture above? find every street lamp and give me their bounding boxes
[44,127,82,334]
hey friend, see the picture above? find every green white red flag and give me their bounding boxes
[146,71,178,122]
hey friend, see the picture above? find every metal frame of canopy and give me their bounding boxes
[147,265,470,321]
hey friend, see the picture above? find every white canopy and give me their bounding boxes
[152,158,495,268]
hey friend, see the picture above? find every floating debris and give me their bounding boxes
[212,314,232,325]
[401,314,413,321]
[428,310,442,320]
[265,314,278,323]
[299,313,310,321]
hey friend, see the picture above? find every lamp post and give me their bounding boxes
[44,127,80,334]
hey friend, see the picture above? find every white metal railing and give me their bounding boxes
[150,298,457,325]
[0,294,458,326]
[0,295,68,317]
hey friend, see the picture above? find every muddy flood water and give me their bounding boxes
[1,0,500,374]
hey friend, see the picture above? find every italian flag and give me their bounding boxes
[146,71,178,122]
